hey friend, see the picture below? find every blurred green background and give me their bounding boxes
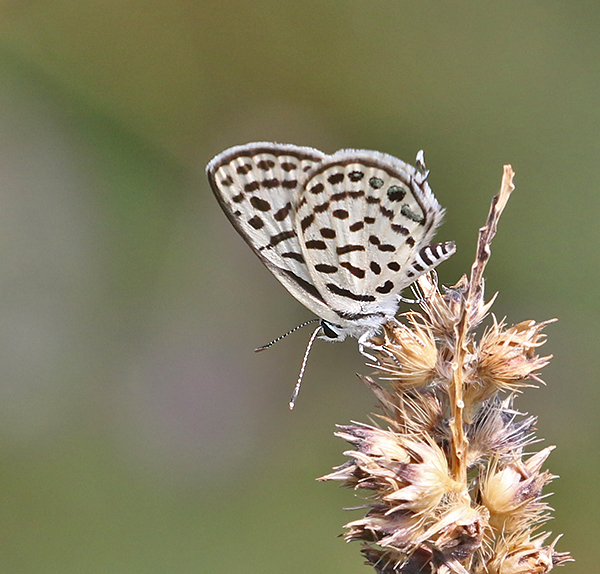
[0,1,595,572]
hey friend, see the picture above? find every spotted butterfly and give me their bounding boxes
[207,142,455,405]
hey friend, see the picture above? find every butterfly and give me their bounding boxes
[207,142,455,407]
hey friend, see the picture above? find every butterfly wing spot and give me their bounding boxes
[257,159,275,170]
[250,196,271,211]
[315,264,338,274]
[274,203,292,221]
[340,261,366,278]
[320,228,336,238]
[348,171,365,182]
[376,280,394,294]
[332,209,349,219]
[336,244,365,255]
[401,204,425,223]
[236,164,252,174]
[301,213,315,230]
[248,216,264,229]
[387,186,407,202]
[328,173,345,184]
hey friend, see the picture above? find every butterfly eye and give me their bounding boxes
[320,320,340,340]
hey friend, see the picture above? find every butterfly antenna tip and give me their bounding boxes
[288,324,322,410]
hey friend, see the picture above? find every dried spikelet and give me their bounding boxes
[479,447,556,534]
[320,166,571,573]
[465,318,555,406]
[374,316,439,390]
[360,375,445,437]
[487,533,572,574]
[466,396,537,466]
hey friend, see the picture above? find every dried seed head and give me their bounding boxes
[465,318,555,406]
[466,396,537,467]
[321,170,570,573]
[479,447,556,534]
[373,317,439,391]
[488,533,573,574]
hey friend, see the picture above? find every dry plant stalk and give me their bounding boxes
[320,167,572,574]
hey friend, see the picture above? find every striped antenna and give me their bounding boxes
[289,324,323,410]
[254,319,320,352]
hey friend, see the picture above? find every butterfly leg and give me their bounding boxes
[358,331,384,362]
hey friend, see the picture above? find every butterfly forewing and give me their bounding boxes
[295,150,449,322]
[207,143,340,319]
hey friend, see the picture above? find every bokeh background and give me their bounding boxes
[0,2,596,572]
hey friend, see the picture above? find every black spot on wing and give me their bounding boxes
[320,228,336,238]
[314,201,330,213]
[232,193,244,203]
[269,231,296,246]
[248,216,264,230]
[348,171,364,182]
[369,177,383,189]
[364,216,376,224]
[282,179,298,189]
[306,240,327,249]
[387,261,400,271]
[387,186,406,202]
[370,261,381,275]
[391,224,409,235]
[336,244,365,255]
[281,162,297,171]
[314,264,338,274]
[326,283,376,302]
[262,178,279,189]
[237,164,252,175]
[376,280,394,294]
[282,252,305,263]
[348,190,365,199]
[245,181,260,192]
[349,221,364,232]
[380,206,394,219]
[274,202,292,221]
[250,196,271,211]
[221,176,234,186]
[309,183,324,194]
[401,204,425,224]
[328,173,344,184]
[301,213,315,230]
[332,209,349,219]
[257,160,275,170]
[340,262,365,279]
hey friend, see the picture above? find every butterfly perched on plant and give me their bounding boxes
[207,142,455,407]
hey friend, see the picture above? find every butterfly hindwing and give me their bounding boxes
[295,150,453,321]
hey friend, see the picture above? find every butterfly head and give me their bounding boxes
[318,320,350,342]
